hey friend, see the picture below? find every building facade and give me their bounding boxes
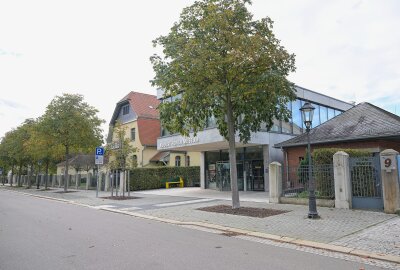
[108,91,200,168]
[275,102,400,168]
[156,86,353,192]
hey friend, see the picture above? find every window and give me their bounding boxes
[292,99,303,135]
[320,106,328,123]
[311,103,320,127]
[328,108,335,120]
[282,101,292,134]
[122,105,130,115]
[186,156,190,167]
[175,156,181,167]
[130,128,136,141]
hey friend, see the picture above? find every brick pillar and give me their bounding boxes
[269,162,282,203]
[380,149,400,214]
[333,151,352,209]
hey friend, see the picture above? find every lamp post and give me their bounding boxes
[300,102,319,219]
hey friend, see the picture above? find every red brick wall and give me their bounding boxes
[283,139,400,168]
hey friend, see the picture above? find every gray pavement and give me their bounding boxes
[1,186,399,261]
[0,190,395,270]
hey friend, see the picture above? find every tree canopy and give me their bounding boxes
[151,0,296,208]
[41,93,104,191]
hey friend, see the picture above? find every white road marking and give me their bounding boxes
[119,207,142,211]
[154,198,215,207]
[92,205,117,209]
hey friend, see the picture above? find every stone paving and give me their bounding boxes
[332,218,400,257]
[2,186,399,259]
[138,200,396,244]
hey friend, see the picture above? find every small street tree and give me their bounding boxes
[0,130,18,186]
[106,120,136,196]
[41,94,104,192]
[26,118,63,189]
[151,0,296,208]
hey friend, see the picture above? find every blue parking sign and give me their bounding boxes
[96,147,104,156]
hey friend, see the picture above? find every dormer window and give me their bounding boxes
[122,105,130,115]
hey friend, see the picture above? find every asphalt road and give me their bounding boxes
[0,191,386,270]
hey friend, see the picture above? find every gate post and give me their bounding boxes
[380,149,400,214]
[105,171,110,192]
[269,162,282,203]
[333,151,352,209]
[86,173,92,190]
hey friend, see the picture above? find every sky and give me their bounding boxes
[1,0,399,140]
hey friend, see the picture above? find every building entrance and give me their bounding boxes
[250,160,264,191]
[214,160,264,191]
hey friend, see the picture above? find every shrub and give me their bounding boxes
[313,148,371,165]
[129,166,200,191]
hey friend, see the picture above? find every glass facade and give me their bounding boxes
[160,97,343,137]
[205,146,264,191]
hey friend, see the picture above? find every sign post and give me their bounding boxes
[95,147,105,198]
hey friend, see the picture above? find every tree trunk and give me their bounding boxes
[10,164,14,187]
[45,161,49,190]
[28,164,32,189]
[64,145,69,192]
[17,164,22,187]
[226,94,240,209]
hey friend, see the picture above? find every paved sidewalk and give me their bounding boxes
[1,186,399,260]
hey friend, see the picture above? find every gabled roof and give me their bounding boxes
[109,91,160,126]
[120,91,160,119]
[275,102,400,148]
[137,118,160,146]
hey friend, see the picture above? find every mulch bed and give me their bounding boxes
[197,205,289,218]
[53,190,79,194]
[100,196,141,200]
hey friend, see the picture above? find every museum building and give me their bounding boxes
[156,86,353,192]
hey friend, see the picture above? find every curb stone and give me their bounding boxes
[4,189,400,265]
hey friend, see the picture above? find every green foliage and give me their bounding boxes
[312,148,371,165]
[41,94,104,152]
[151,0,296,143]
[129,166,200,191]
[41,93,104,191]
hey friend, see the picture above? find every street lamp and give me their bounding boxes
[300,102,319,219]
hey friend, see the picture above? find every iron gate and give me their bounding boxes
[350,156,383,210]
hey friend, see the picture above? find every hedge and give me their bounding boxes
[312,148,372,165]
[129,166,200,191]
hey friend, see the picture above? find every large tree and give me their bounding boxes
[41,94,104,192]
[151,0,296,208]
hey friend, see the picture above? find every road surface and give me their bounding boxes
[0,190,389,270]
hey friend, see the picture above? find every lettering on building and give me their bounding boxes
[159,136,199,149]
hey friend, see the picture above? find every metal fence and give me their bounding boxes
[350,156,382,198]
[282,164,335,199]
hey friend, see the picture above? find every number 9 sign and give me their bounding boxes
[381,156,396,172]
